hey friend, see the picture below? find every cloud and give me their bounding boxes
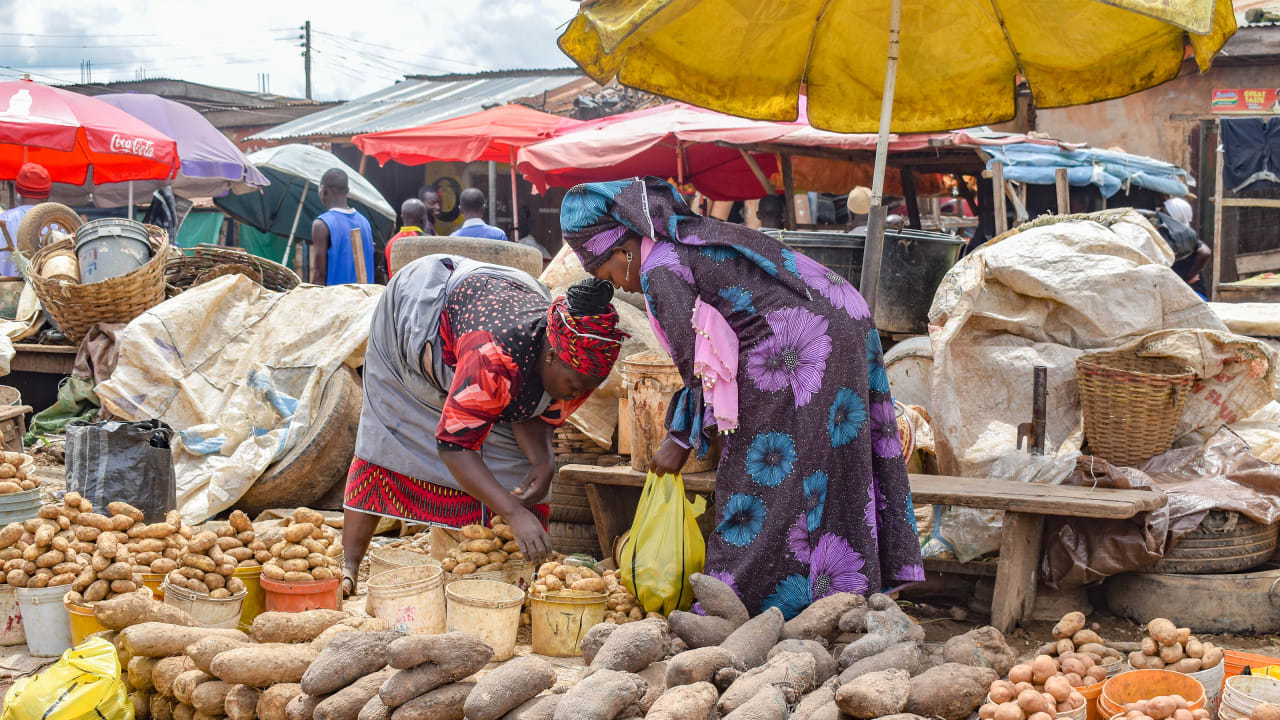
[2,0,577,99]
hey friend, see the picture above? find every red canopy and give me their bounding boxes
[353,104,582,166]
[0,79,178,184]
[516,102,1069,201]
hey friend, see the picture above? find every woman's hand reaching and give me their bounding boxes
[507,507,553,565]
[512,462,554,508]
[649,435,692,477]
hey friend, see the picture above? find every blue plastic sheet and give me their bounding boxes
[984,144,1189,198]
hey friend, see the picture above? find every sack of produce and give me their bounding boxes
[66,419,176,522]
[1,637,133,720]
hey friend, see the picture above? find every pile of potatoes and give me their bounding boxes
[0,451,36,494]
[166,511,261,599]
[0,494,184,601]
[1040,611,1125,667]
[1128,617,1224,673]
[980,655,1089,720]
[1119,695,1211,720]
[383,533,430,555]
[439,516,524,576]
[1251,703,1280,720]
[529,560,649,624]
[259,507,343,584]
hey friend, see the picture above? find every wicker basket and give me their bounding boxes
[166,245,300,294]
[194,263,263,288]
[29,226,173,344]
[1077,351,1196,467]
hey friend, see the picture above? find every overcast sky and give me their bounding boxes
[1,0,578,101]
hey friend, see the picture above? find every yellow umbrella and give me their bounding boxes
[559,0,1235,311]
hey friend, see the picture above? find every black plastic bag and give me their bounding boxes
[66,419,176,522]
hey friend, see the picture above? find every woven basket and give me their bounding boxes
[1077,351,1196,467]
[194,263,263,288]
[167,245,300,294]
[29,226,173,344]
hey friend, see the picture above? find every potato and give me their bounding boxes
[1158,642,1184,664]
[461,524,495,540]
[1052,612,1086,640]
[453,562,477,575]
[262,565,286,581]
[1031,655,1058,685]
[84,579,110,602]
[279,544,308,561]
[1147,618,1178,646]
[1200,644,1223,669]
[1141,636,1158,656]
[109,502,145,523]
[183,554,217,573]
[283,524,314,544]
[229,511,253,534]
[994,702,1025,720]
[188,532,218,554]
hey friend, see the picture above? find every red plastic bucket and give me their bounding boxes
[260,575,341,613]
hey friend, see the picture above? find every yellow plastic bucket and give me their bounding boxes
[366,566,445,634]
[140,573,165,601]
[66,600,107,647]
[530,590,607,657]
[444,579,524,661]
[234,566,264,632]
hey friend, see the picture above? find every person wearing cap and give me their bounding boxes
[0,162,51,276]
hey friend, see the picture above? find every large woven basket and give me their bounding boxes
[166,245,300,294]
[1077,351,1196,468]
[29,226,172,344]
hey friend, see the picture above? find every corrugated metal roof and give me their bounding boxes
[247,70,589,141]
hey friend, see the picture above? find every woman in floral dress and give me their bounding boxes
[560,177,924,616]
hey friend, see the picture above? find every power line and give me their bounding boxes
[311,30,493,70]
[312,46,405,78]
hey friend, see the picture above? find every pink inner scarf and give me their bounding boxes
[641,237,739,434]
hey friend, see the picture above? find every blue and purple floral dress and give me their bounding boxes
[561,177,924,618]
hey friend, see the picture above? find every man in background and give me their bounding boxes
[386,198,427,275]
[1163,196,1212,300]
[756,194,785,232]
[0,162,51,275]
[310,168,375,285]
[450,188,509,241]
[419,185,442,234]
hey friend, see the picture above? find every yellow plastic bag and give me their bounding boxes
[619,471,707,615]
[1,637,133,720]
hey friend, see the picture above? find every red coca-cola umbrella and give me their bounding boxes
[0,79,178,185]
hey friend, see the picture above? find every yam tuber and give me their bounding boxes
[251,610,350,644]
[210,645,321,687]
[256,684,304,720]
[312,669,393,720]
[719,652,816,715]
[669,611,736,649]
[552,670,646,720]
[589,618,667,673]
[644,682,719,720]
[462,656,555,720]
[666,646,736,688]
[122,624,248,658]
[385,681,472,720]
[720,607,784,670]
[689,572,750,626]
[301,631,402,696]
[225,685,261,720]
[385,632,493,671]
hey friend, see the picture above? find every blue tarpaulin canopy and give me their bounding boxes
[982,144,1189,198]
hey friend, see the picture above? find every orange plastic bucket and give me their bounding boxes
[260,575,341,613]
[65,601,107,646]
[1080,681,1105,720]
[1226,649,1280,680]
[1100,670,1206,717]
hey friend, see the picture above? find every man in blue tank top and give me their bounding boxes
[311,168,375,284]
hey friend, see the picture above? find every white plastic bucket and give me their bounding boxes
[0,584,23,646]
[1188,658,1226,716]
[1220,674,1280,720]
[15,585,71,656]
[162,580,246,629]
[74,218,151,283]
[365,566,445,635]
[444,579,524,661]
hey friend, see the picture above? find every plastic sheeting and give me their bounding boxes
[96,275,381,523]
[981,144,1190,198]
[926,210,1232,561]
[1043,428,1280,587]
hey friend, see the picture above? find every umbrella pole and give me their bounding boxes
[281,180,311,266]
[858,0,902,321]
[509,146,519,242]
[488,161,498,226]
[127,182,134,219]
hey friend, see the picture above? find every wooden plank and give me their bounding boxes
[559,465,1164,519]
[901,167,921,229]
[990,512,1044,633]
[1219,197,1280,209]
[11,344,76,375]
[1237,249,1280,275]
[1055,168,1070,214]
[924,556,998,577]
[781,154,797,231]
[737,148,777,197]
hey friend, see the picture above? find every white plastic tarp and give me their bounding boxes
[96,275,382,522]
[925,210,1239,560]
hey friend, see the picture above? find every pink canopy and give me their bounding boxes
[353,104,582,166]
[517,102,1067,201]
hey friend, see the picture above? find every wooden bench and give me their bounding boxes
[557,464,1167,633]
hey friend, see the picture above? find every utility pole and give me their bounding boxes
[300,21,312,100]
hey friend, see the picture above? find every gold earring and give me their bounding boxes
[624,250,634,281]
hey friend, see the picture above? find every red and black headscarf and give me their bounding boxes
[546,278,627,379]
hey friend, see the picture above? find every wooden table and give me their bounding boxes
[558,464,1167,633]
[11,343,75,375]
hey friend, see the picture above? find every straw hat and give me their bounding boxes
[847,186,872,215]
